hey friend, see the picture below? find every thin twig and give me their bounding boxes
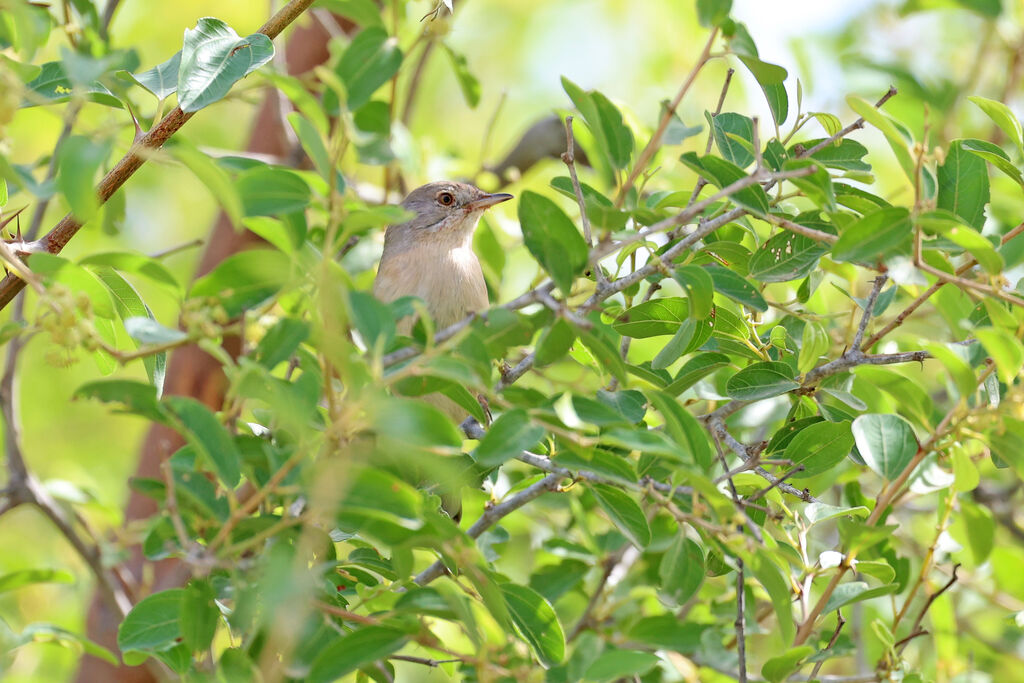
[900,564,959,654]
[851,275,888,352]
[562,116,605,287]
[736,558,747,683]
[688,68,735,204]
[808,612,847,681]
[800,86,898,160]
[616,27,720,207]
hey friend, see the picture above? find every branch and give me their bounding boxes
[616,27,719,206]
[864,219,1024,349]
[707,416,820,504]
[851,275,889,352]
[561,116,605,287]
[792,367,992,646]
[799,86,898,160]
[413,473,564,585]
[899,564,959,654]
[736,558,748,683]
[0,0,318,312]
[599,166,820,260]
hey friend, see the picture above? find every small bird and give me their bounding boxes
[374,181,512,337]
[374,182,512,522]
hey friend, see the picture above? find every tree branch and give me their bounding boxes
[0,0,318,311]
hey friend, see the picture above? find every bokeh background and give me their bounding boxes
[1,0,1021,679]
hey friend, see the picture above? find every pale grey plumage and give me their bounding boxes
[373,181,511,331]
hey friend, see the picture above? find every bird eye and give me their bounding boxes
[437,191,455,206]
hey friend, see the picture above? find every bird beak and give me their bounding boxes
[466,192,513,211]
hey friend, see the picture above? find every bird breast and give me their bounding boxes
[373,239,489,331]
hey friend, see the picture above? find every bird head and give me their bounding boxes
[387,181,512,244]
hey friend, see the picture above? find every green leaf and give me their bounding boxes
[130,51,181,99]
[801,138,871,172]
[712,112,755,167]
[561,77,634,170]
[648,390,714,469]
[802,502,869,525]
[80,251,180,293]
[518,191,588,295]
[600,428,681,460]
[0,569,74,594]
[659,535,704,605]
[749,550,794,642]
[823,581,899,613]
[725,361,799,401]
[918,210,1003,274]
[762,646,815,683]
[373,397,462,451]
[962,138,1024,186]
[29,254,115,319]
[613,297,691,338]
[704,264,767,311]
[316,0,385,27]
[627,616,706,653]
[177,18,274,112]
[846,95,916,182]
[784,159,836,212]
[737,60,788,126]
[664,352,730,396]
[123,317,187,345]
[696,0,732,27]
[256,317,309,369]
[585,650,660,681]
[90,267,168,393]
[673,264,715,318]
[17,623,118,666]
[117,589,184,655]
[535,318,577,367]
[475,409,545,468]
[784,420,855,478]
[337,27,403,111]
[851,414,919,481]
[74,379,167,423]
[679,152,770,214]
[976,326,1024,384]
[56,135,110,221]
[169,142,244,227]
[179,579,218,653]
[236,167,311,217]
[164,396,242,488]
[590,484,651,548]
[960,0,1003,15]
[831,207,911,264]
[308,626,411,683]
[348,290,395,351]
[750,228,831,284]
[23,61,121,108]
[190,249,292,317]
[957,500,995,564]
[500,583,565,667]
[968,95,1022,154]
[937,140,989,230]
[443,44,480,108]
[651,317,701,370]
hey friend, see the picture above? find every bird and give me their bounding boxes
[374,181,512,345]
[373,181,512,522]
